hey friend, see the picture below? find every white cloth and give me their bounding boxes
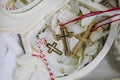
[0,33,23,80]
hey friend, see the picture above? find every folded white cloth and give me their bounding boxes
[0,33,23,80]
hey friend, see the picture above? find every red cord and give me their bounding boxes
[59,7,120,27]
[91,18,120,32]
[32,38,55,80]
[91,14,120,32]
[2,4,17,10]
[94,14,120,25]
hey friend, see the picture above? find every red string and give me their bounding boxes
[94,14,120,26]
[91,14,120,32]
[32,38,55,80]
[59,7,120,27]
[91,18,120,32]
[2,4,17,10]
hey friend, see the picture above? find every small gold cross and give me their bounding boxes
[72,22,94,56]
[55,27,73,56]
[47,42,62,55]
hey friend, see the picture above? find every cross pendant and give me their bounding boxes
[47,42,63,55]
[72,22,94,56]
[55,27,73,56]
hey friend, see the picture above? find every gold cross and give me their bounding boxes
[72,22,94,56]
[47,42,62,55]
[55,27,73,56]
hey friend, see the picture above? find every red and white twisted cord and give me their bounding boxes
[32,38,55,80]
[2,4,17,10]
